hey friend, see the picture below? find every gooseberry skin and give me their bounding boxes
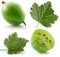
[31,29,55,53]
[2,2,25,26]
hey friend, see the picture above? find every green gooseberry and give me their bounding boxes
[2,1,26,26]
[31,29,55,53]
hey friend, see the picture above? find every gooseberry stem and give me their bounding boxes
[23,21,26,26]
[35,23,39,28]
[0,49,7,51]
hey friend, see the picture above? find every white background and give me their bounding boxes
[0,0,60,57]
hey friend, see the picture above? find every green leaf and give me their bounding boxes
[30,1,58,27]
[4,32,28,54]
